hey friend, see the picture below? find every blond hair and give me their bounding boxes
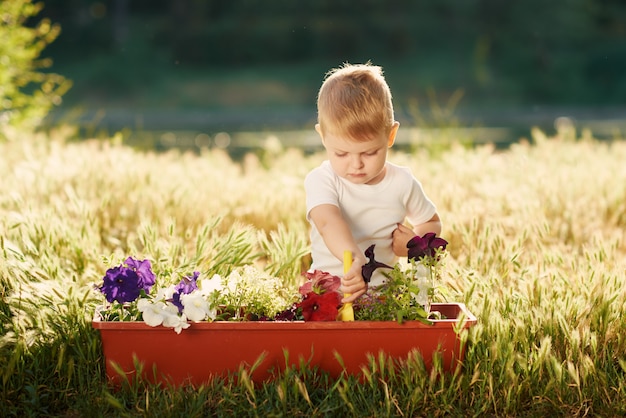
[317,63,395,141]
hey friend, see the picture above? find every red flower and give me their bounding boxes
[297,291,342,321]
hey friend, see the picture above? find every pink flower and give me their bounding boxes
[299,270,341,295]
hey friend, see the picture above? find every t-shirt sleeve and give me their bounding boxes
[304,165,340,221]
[404,174,437,226]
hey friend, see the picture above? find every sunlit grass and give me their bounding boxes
[1,126,626,416]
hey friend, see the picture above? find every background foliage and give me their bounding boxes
[1,129,626,416]
[2,3,626,415]
[0,0,71,137]
[35,0,626,111]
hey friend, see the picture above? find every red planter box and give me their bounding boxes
[93,302,476,385]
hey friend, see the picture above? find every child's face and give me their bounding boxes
[317,123,398,185]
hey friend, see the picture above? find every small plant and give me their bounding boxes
[94,233,448,331]
[95,258,303,333]
[95,257,349,330]
[354,234,448,323]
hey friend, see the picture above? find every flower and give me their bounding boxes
[361,244,392,283]
[218,265,300,320]
[170,271,200,313]
[137,298,166,326]
[407,233,448,261]
[410,275,431,307]
[136,288,196,334]
[298,270,341,295]
[95,235,449,329]
[181,292,215,322]
[99,257,156,304]
[354,233,449,323]
[96,258,301,331]
[298,291,342,321]
[295,270,343,321]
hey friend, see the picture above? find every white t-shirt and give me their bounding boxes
[305,160,437,286]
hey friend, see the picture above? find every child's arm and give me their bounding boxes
[309,204,368,302]
[391,213,442,257]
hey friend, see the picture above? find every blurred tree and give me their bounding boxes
[474,0,597,102]
[584,0,626,102]
[112,0,129,45]
[0,0,71,138]
[31,0,626,106]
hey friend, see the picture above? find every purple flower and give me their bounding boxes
[171,271,200,313]
[361,245,392,283]
[407,233,448,261]
[124,257,156,290]
[175,271,200,294]
[99,257,155,304]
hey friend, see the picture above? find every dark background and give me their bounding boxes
[37,0,626,138]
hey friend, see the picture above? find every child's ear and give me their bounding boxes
[387,121,400,147]
[315,124,326,144]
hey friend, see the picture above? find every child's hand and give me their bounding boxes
[341,261,367,303]
[392,223,415,257]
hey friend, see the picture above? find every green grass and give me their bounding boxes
[1,126,626,416]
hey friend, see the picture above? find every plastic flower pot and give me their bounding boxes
[92,302,476,385]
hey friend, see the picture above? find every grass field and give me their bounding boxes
[1,126,626,416]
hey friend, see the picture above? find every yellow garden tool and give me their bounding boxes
[338,250,355,321]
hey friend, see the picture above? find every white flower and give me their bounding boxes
[198,274,223,296]
[155,285,176,301]
[181,292,213,322]
[413,262,431,279]
[139,299,191,333]
[137,299,167,327]
[161,305,190,334]
[217,266,297,318]
[225,271,242,294]
[168,315,191,334]
[410,276,431,307]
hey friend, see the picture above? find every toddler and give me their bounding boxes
[305,62,442,302]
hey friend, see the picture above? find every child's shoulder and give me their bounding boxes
[306,160,332,175]
[385,161,415,179]
[305,160,335,183]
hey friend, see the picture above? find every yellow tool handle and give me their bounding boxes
[343,250,352,273]
[339,250,355,321]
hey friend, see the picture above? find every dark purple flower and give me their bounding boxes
[407,233,448,261]
[99,258,155,304]
[274,304,300,321]
[171,271,200,313]
[361,245,392,283]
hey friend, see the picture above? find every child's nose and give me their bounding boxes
[350,154,364,168]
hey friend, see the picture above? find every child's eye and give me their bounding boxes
[335,152,347,158]
[365,150,378,156]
